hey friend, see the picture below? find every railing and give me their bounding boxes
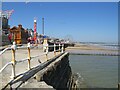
[0,47,11,56]
[0,42,64,79]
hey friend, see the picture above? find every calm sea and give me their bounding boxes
[69,54,118,88]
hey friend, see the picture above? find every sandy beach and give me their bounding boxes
[66,43,119,56]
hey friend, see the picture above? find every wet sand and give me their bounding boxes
[66,44,118,56]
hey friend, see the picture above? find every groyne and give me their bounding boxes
[66,47,119,56]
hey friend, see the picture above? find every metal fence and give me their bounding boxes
[0,42,64,79]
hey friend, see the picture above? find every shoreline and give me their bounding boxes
[66,46,118,51]
[66,45,119,56]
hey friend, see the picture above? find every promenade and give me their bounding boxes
[0,44,61,89]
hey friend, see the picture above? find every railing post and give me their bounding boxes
[54,43,56,56]
[61,44,64,53]
[59,43,61,53]
[46,44,48,60]
[11,42,16,79]
[27,42,31,70]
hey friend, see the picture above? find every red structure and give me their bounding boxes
[34,19,37,41]
[9,24,28,44]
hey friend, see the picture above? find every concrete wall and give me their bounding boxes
[35,52,77,89]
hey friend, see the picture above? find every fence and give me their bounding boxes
[0,42,64,79]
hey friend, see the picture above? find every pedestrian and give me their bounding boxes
[27,37,31,43]
[8,33,12,44]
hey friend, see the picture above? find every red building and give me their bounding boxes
[9,24,28,44]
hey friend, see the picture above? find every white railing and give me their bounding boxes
[0,47,11,56]
[0,62,12,73]
[0,42,64,79]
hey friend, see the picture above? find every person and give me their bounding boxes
[27,37,31,43]
[8,33,12,44]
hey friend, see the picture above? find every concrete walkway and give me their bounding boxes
[0,47,61,89]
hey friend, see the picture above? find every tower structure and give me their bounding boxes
[34,18,37,42]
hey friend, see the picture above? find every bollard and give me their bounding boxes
[46,44,48,60]
[61,44,64,53]
[59,43,61,53]
[54,43,56,56]
[27,43,31,70]
[11,42,16,79]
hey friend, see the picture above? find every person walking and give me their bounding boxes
[8,33,12,44]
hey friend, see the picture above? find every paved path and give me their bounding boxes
[0,47,61,89]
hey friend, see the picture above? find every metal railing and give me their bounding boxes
[0,47,11,56]
[0,42,64,79]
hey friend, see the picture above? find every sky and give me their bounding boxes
[2,2,118,43]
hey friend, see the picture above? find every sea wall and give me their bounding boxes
[35,52,77,89]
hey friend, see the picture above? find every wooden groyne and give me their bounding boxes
[70,53,119,56]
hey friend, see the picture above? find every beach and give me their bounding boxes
[66,43,118,56]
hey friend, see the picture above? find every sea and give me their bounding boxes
[69,42,118,88]
[79,42,119,50]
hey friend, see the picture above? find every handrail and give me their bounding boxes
[0,47,11,56]
[17,45,40,49]
[16,58,29,63]
[0,45,39,57]
[0,41,65,79]
[0,62,12,73]
[1,45,42,55]
[16,47,63,64]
